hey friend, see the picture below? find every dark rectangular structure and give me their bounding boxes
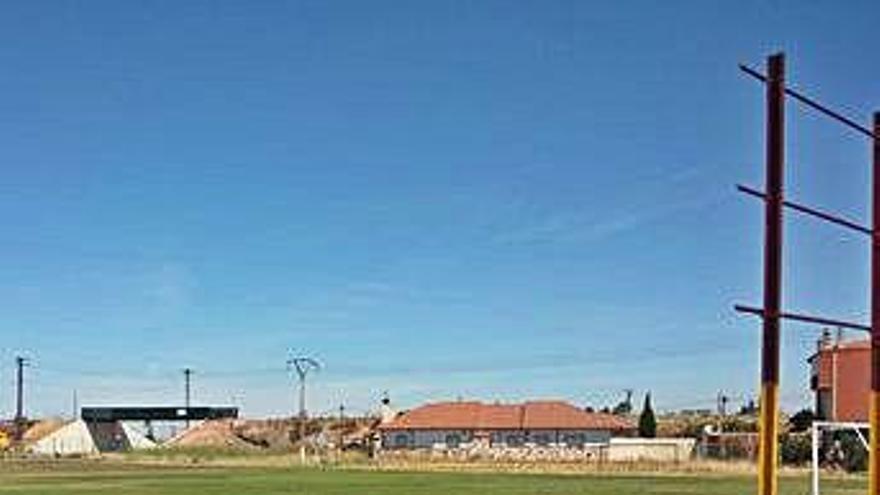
[81,406,238,422]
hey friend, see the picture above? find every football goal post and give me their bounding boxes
[812,421,869,495]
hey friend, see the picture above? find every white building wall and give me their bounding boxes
[121,422,157,450]
[30,420,97,456]
[383,429,612,449]
[607,438,696,462]
[383,429,475,449]
[518,430,611,446]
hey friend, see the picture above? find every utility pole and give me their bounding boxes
[717,391,729,417]
[183,368,193,429]
[287,355,320,464]
[14,356,29,441]
[338,403,345,457]
[72,389,78,420]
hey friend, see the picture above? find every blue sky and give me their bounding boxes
[1,1,879,418]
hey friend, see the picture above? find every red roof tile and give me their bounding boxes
[379,400,633,431]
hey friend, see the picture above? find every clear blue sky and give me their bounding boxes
[1,1,878,418]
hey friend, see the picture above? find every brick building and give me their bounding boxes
[809,334,870,422]
[377,400,633,450]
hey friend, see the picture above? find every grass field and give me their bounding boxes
[0,463,865,495]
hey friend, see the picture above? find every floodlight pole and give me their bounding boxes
[758,52,784,495]
[870,112,880,495]
[738,52,880,495]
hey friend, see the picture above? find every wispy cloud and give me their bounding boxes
[492,193,724,247]
[143,262,197,309]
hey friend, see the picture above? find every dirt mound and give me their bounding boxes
[234,419,296,450]
[164,417,378,452]
[166,420,259,451]
[23,418,67,443]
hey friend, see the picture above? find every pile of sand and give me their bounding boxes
[164,417,379,452]
[22,418,67,443]
[166,420,258,451]
[234,419,295,450]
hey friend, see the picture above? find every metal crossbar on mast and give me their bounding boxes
[736,184,872,236]
[735,305,871,333]
[739,63,878,140]
[736,52,880,495]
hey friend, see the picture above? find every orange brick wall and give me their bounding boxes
[813,344,871,422]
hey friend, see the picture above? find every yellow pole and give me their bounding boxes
[758,383,779,495]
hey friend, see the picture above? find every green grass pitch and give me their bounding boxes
[0,464,863,494]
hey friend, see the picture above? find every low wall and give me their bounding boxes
[606,438,696,463]
[379,442,607,462]
[379,437,696,463]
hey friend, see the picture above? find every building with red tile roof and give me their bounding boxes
[378,400,633,449]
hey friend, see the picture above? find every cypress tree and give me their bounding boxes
[638,392,657,438]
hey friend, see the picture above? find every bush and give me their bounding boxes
[835,431,868,472]
[780,433,811,466]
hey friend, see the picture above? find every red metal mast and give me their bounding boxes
[869,112,880,495]
[758,52,784,495]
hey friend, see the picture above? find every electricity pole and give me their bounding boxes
[287,355,320,464]
[14,356,29,441]
[184,368,193,429]
[338,403,345,457]
[717,391,729,417]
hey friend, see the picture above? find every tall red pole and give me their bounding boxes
[758,52,785,495]
[869,112,880,495]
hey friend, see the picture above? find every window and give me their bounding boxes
[445,433,462,449]
[490,432,503,445]
[505,434,523,447]
[533,434,551,446]
[564,433,586,448]
[394,434,409,448]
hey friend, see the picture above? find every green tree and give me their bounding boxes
[788,409,814,433]
[638,392,657,438]
[612,390,634,416]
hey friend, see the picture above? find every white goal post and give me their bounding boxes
[811,421,869,495]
